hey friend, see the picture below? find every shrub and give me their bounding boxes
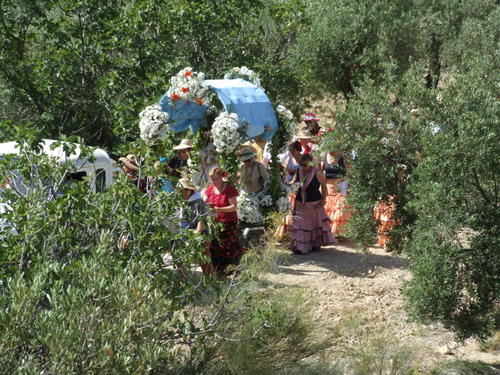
[0,143,334,374]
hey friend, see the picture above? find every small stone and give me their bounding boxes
[439,344,454,355]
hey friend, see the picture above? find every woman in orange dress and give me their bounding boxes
[373,195,397,249]
[321,151,352,239]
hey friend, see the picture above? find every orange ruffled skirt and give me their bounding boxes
[325,180,352,236]
[373,197,397,248]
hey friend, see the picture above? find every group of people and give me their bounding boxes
[117,112,356,277]
[272,113,352,254]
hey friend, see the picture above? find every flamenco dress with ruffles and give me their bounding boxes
[274,153,299,239]
[322,155,352,237]
[205,183,245,271]
[373,196,397,249]
[290,167,334,254]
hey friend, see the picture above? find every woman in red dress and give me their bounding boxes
[203,167,244,275]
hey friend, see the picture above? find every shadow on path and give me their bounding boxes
[278,242,410,278]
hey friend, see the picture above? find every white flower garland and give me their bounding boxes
[167,67,209,105]
[276,104,294,121]
[274,104,297,154]
[257,193,273,207]
[276,196,291,213]
[139,105,170,145]
[224,66,263,89]
[237,192,264,224]
[211,112,242,154]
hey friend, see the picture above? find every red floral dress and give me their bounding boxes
[205,184,244,271]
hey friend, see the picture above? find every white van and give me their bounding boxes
[0,139,116,238]
[0,139,116,193]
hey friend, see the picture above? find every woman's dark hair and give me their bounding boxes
[288,140,302,152]
[299,153,314,164]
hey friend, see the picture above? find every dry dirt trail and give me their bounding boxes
[263,240,500,370]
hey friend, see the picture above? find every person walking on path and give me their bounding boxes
[203,167,245,276]
[321,151,352,239]
[168,138,193,179]
[302,112,323,137]
[238,146,269,194]
[289,154,334,254]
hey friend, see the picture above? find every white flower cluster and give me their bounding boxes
[139,105,170,145]
[257,193,273,207]
[237,192,264,224]
[224,66,262,88]
[274,104,297,154]
[276,104,294,121]
[282,181,301,195]
[277,196,291,213]
[167,67,209,104]
[211,112,242,153]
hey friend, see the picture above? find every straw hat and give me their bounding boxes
[238,145,257,161]
[119,154,139,171]
[178,177,198,191]
[173,138,193,150]
[301,112,320,122]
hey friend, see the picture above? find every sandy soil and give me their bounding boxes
[263,240,500,370]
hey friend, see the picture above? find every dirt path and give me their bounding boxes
[263,241,500,370]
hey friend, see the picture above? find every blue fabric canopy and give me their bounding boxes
[159,95,208,133]
[204,79,278,141]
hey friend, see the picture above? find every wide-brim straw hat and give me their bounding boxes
[119,154,139,171]
[173,138,193,150]
[178,177,198,191]
[238,145,257,161]
[302,112,320,122]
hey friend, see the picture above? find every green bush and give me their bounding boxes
[0,143,335,374]
[429,360,499,375]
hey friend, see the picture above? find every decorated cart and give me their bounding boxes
[138,67,298,243]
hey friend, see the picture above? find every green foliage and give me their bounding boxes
[322,34,499,340]
[0,0,308,149]
[0,146,213,373]
[291,0,421,96]
[403,62,499,340]
[321,67,429,251]
[0,246,180,374]
[0,143,335,373]
[429,360,499,375]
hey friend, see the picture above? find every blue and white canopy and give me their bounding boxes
[159,78,278,140]
[204,79,278,141]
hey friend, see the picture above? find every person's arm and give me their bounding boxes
[201,186,210,202]
[194,220,205,233]
[289,167,300,185]
[214,196,237,213]
[316,170,328,207]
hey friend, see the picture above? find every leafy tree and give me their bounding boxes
[0,141,331,373]
[321,3,499,338]
[0,0,309,149]
[403,52,499,340]
[291,0,421,97]
[290,0,497,98]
